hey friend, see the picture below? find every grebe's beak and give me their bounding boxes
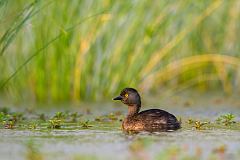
[112,95,123,100]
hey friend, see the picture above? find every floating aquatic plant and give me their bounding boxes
[80,120,93,129]
[28,123,37,129]
[38,113,46,121]
[0,112,18,129]
[187,119,195,124]
[216,113,236,126]
[69,112,79,122]
[194,121,209,130]
[48,119,62,129]
[186,118,209,130]
[4,120,15,129]
[53,112,66,120]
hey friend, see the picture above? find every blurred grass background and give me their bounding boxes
[0,0,240,103]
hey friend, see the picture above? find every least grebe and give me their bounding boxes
[113,88,181,132]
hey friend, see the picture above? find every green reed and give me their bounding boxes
[1,0,240,103]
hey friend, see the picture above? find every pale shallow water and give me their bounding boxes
[0,127,240,160]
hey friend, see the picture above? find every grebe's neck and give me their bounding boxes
[127,103,141,117]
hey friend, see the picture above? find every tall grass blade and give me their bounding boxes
[141,0,223,78]
[0,10,108,89]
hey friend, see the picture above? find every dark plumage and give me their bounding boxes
[113,88,181,132]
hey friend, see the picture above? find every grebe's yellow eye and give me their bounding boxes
[125,93,128,98]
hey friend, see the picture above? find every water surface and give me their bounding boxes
[1,95,240,160]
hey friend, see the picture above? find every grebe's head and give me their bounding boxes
[113,88,141,106]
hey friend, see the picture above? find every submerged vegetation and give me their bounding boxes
[0,107,239,131]
[0,0,240,103]
[0,107,123,130]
